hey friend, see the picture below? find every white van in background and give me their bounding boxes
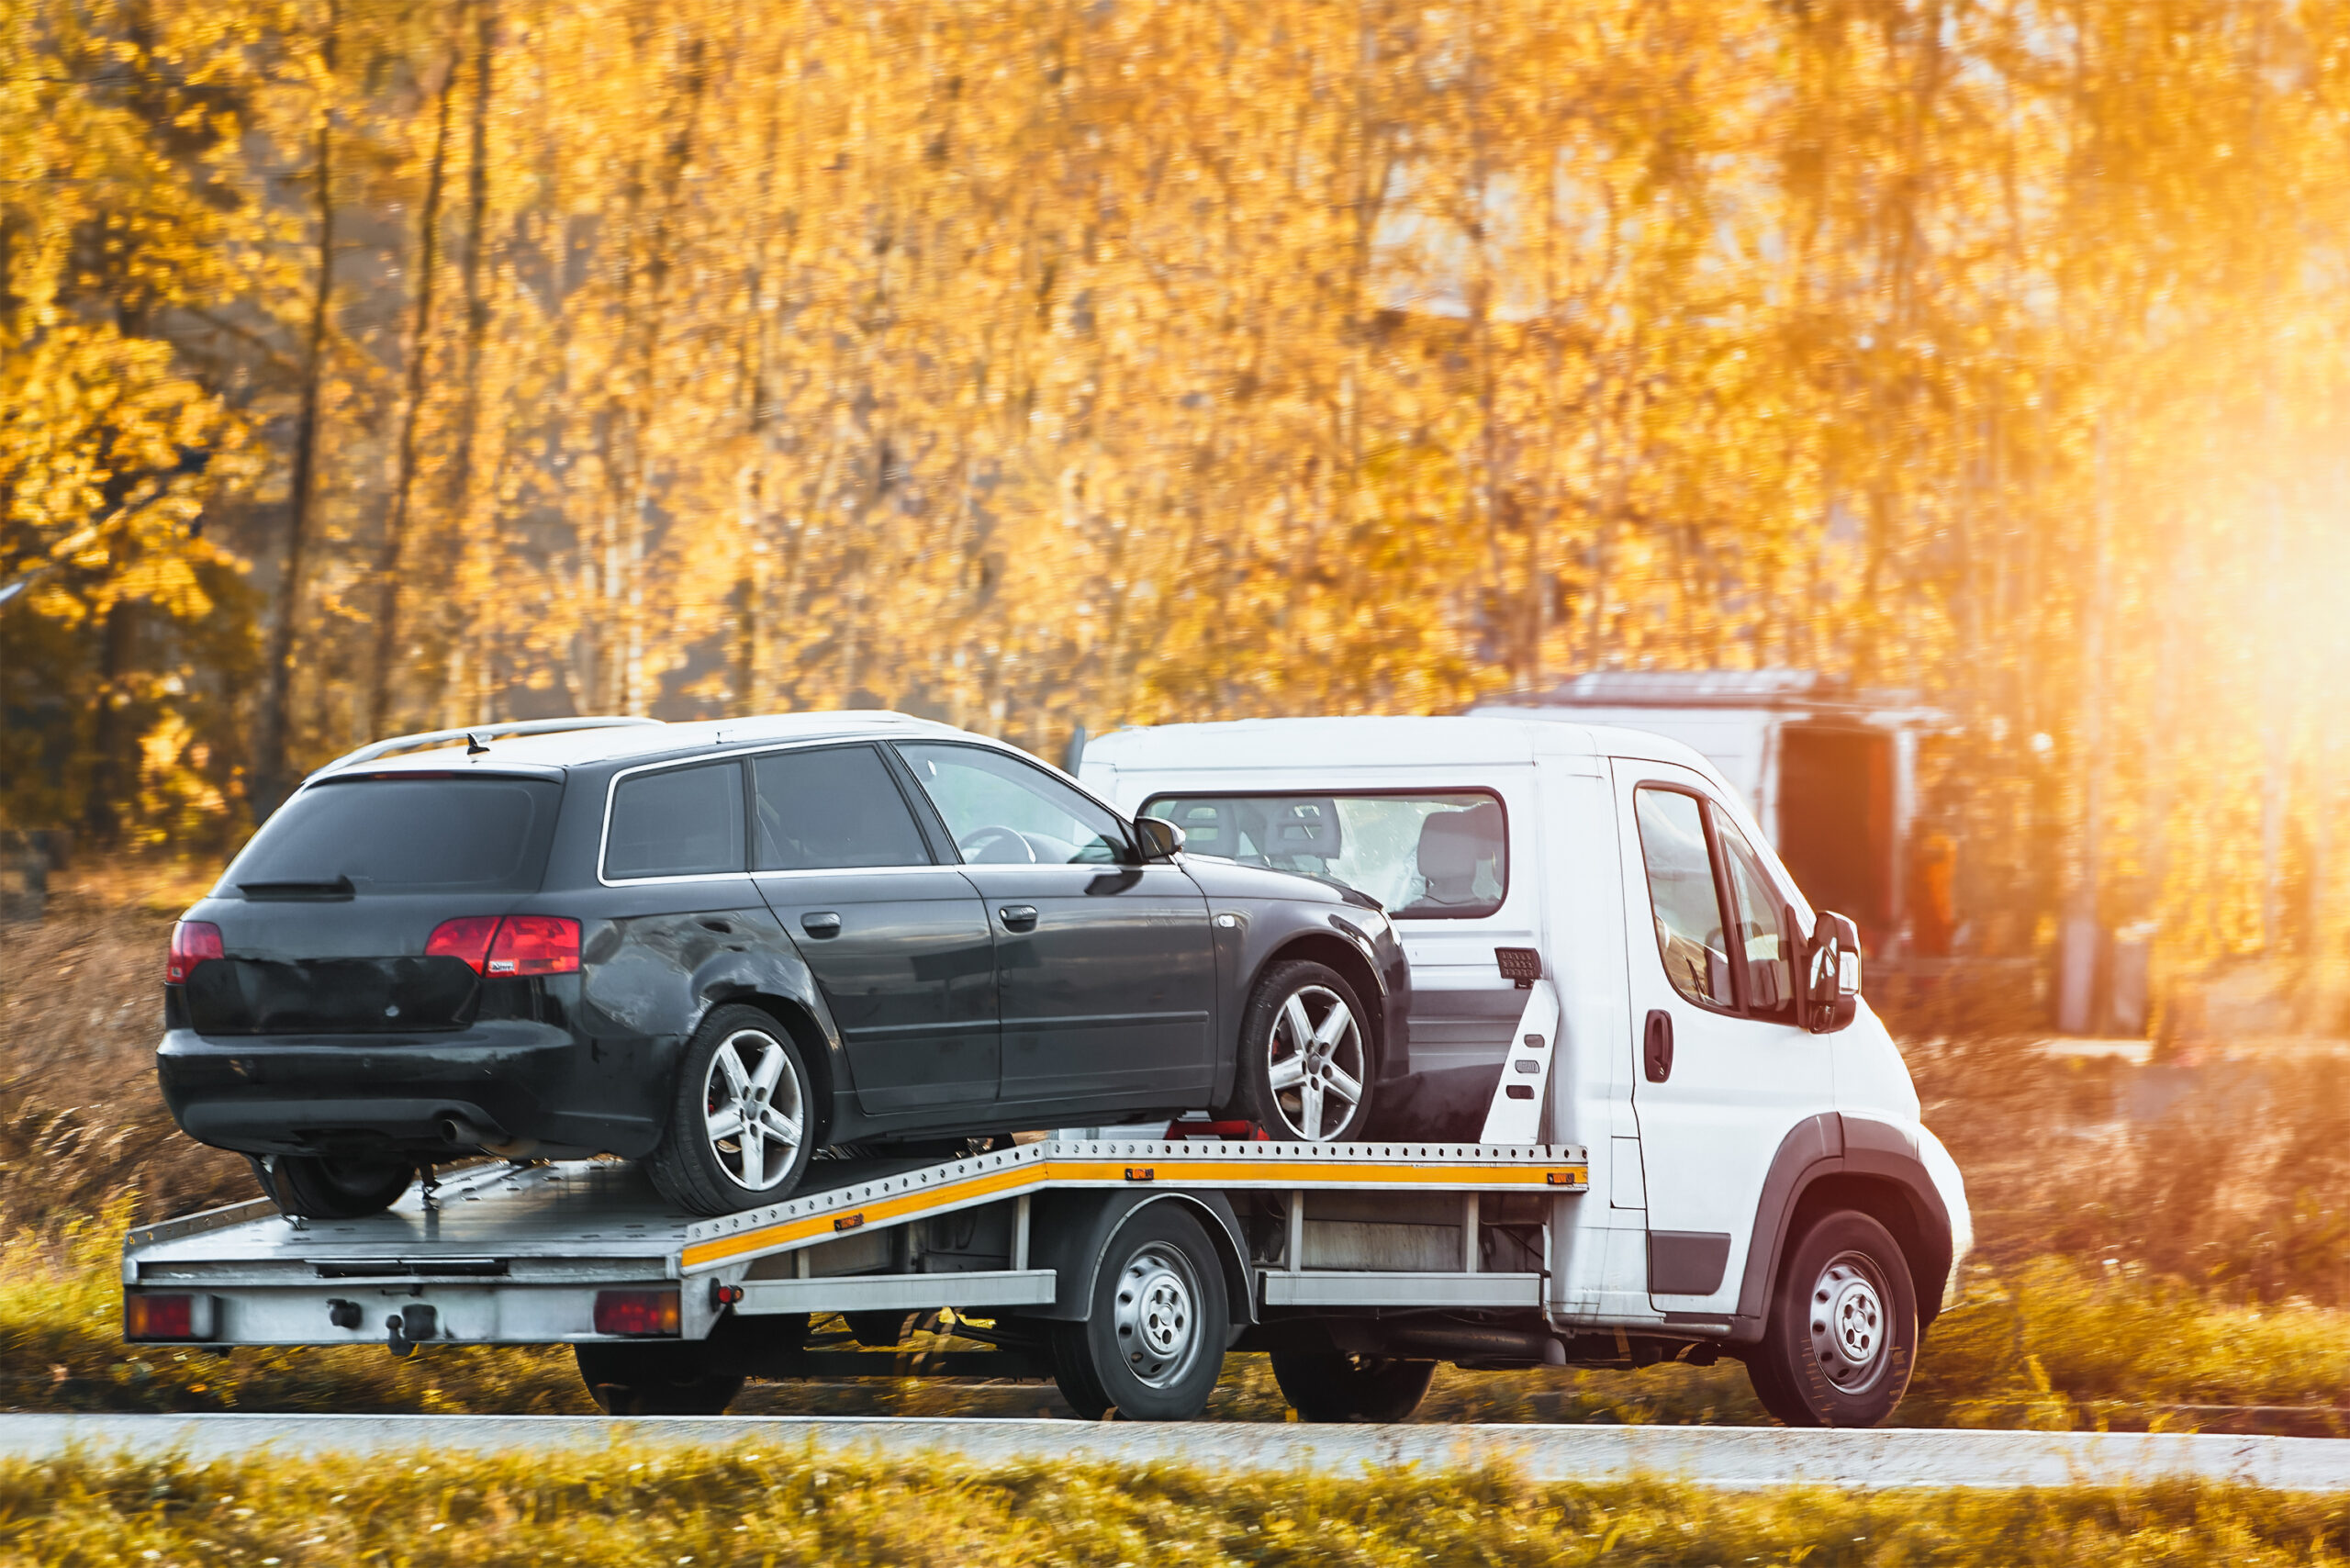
[1083,714,1971,1426]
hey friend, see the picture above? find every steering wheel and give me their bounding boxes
[957,824,1038,864]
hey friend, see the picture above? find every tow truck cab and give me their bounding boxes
[1081,715,1972,1350]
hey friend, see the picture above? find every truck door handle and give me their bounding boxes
[1643,1010,1674,1082]
[998,905,1039,931]
[800,911,842,938]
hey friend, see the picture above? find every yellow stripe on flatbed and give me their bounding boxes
[679,1156,1590,1271]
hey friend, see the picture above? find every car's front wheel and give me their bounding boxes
[1229,960,1374,1142]
[643,1004,816,1215]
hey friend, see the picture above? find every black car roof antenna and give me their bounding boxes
[465,732,491,755]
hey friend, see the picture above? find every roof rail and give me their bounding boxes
[311,716,663,778]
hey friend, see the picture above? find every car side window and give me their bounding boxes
[751,745,934,871]
[1716,816,1795,1020]
[605,761,746,879]
[895,743,1128,865]
[1633,786,1735,1010]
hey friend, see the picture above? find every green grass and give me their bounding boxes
[7,1448,2350,1566]
[16,1198,2350,1428]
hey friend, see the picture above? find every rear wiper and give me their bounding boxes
[237,875,356,901]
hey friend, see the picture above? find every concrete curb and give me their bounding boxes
[5,1416,2350,1490]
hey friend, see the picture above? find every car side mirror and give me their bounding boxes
[1804,910,1863,1034]
[1135,815,1185,863]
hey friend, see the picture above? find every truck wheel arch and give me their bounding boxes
[1729,1113,1953,1345]
[1021,1188,1256,1330]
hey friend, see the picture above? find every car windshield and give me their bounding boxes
[1141,791,1505,917]
[227,775,565,895]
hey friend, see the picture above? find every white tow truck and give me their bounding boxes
[125,715,1969,1427]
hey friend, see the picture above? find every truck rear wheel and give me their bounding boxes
[1744,1209,1917,1428]
[1050,1204,1229,1421]
[575,1343,744,1416]
[1270,1351,1436,1422]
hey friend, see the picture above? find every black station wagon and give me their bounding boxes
[158,713,1410,1215]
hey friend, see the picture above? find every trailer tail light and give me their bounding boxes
[487,915,579,976]
[427,916,580,976]
[125,1293,218,1341]
[594,1289,681,1337]
[166,922,223,984]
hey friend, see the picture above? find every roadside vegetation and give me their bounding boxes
[8,883,2350,1430]
[14,1448,2350,1566]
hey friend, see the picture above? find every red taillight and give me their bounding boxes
[166,921,223,985]
[487,915,579,976]
[426,915,579,977]
[593,1289,681,1337]
[125,1293,216,1340]
[425,916,502,969]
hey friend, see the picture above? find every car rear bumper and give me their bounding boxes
[155,1023,672,1161]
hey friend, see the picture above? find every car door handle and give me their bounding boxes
[1644,1010,1674,1083]
[998,905,1039,931]
[800,911,842,938]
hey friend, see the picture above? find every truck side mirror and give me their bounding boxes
[1804,910,1863,1034]
[1134,815,1186,862]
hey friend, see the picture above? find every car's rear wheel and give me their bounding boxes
[575,1343,744,1415]
[1270,1350,1437,1422]
[268,1155,415,1219]
[1743,1209,1918,1428]
[643,1004,816,1216]
[1229,960,1374,1142]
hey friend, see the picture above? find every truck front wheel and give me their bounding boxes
[1270,1350,1437,1422]
[1050,1204,1230,1421]
[1744,1209,1917,1428]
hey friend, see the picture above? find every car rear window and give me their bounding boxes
[604,761,746,879]
[229,776,565,895]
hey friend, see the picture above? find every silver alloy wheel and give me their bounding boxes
[1112,1241,1203,1388]
[1264,984,1366,1141]
[1807,1249,1890,1393]
[701,1027,805,1193]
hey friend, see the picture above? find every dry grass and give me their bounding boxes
[9,1448,2350,1566]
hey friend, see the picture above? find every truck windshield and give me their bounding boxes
[227,775,565,895]
[1140,791,1505,918]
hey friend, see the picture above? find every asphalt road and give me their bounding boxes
[10,1415,2350,1490]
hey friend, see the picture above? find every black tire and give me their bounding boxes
[643,1004,816,1216]
[574,1343,744,1416]
[1049,1204,1230,1421]
[269,1155,414,1219]
[1228,960,1375,1142]
[1270,1351,1437,1423]
[1744,1209,1918,1428]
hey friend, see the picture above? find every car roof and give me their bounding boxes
[315,711,970,778]
[1084,714,1721,776]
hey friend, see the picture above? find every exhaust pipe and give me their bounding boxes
[438,1114,537,1159]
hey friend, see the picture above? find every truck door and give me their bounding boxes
[1612,758,1830,1316]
